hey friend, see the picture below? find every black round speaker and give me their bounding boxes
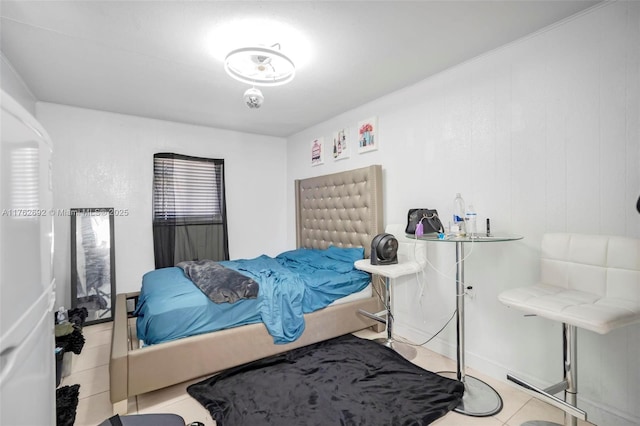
[371,233,398,265]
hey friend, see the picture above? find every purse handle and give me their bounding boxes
[418,211,444,234]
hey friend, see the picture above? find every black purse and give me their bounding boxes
[405,209,444,235]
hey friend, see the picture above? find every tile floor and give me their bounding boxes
[62,323,596,426]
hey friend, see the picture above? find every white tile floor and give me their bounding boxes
[62,323,597,426]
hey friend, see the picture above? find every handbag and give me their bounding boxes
[405,209,444,235]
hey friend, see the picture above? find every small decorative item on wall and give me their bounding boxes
[358,117,378,153]
[332,128,350,161]
[311,137,324,166]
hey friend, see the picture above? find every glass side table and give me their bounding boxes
[417,233,523,417]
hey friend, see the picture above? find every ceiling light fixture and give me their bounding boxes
[224,44,295,87]
[243,87,264,109]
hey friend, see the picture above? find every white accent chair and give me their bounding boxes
[355,224,427,359]
[498,233,640,426]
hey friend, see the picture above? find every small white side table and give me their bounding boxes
[354,259,424,360]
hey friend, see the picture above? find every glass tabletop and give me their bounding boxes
[414,233,523,243]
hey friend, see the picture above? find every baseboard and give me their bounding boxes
[394,322,640,426]
[577,398,640,426]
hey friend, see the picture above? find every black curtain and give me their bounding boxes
[152,153,229,269]
[152,224,175,268]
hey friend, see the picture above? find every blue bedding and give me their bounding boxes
[135,247,369,345]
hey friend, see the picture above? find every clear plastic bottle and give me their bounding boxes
[466,204,477,237]
[453,193,466,236]
[57,307,68,324]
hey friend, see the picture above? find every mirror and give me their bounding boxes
[70,208,115,325]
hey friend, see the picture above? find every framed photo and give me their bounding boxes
[332,128,350,161]
[358,117,378,153]
[311,137,324,166]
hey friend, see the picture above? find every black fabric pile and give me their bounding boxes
[177,259,259,304]
[56,384,80,426]
[55,307,87,355]
[68,307,88,328]
[56,330,85,355]
[187,334,464,426]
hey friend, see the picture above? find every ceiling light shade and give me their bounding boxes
[224,45,295,86]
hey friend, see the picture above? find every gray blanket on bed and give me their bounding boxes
[177,260,259,304]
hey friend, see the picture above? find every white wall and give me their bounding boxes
[286,2,640,425]
[1,52,37,115]
[36,103,288,309]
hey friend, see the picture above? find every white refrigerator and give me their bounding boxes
[0,90,56,425]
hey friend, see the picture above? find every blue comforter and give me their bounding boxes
[135,246,369,345]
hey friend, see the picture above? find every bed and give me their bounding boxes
[109,164,385,414]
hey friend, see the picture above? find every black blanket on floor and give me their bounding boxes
[187,334,464,426]
[56,384,80,426]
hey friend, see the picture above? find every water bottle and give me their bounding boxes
[453,193,466,236]
[466,205,477,237]
[57,307,68,324]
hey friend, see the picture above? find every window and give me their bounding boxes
[152,153,228,268]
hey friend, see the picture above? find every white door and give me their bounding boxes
[0,91,56,426]
[0,306,56,426]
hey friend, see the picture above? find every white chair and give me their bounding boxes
[499,233,640,426]
[355,224,427,359]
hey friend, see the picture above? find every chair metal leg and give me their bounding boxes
[378,276,393,344]
[507,323,586,426]
[358,276,391,328]
[563,324,578,426]
[358,276,416,359]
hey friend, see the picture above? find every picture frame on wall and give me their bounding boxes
[311,137,324,166]
[332,128,350,161]
[357,117,378,153]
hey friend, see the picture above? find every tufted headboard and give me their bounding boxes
[295,165,383,257]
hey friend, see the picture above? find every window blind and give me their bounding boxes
[153,153,225,225]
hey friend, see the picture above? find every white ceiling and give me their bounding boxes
[1,1,599,137]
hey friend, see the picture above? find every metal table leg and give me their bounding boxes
[439,241,503,416]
